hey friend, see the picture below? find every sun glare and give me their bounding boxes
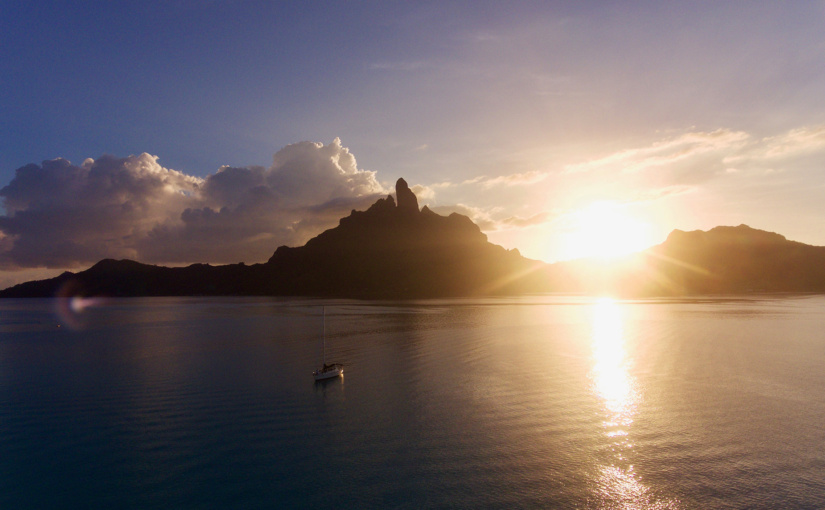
[560,201,652,261]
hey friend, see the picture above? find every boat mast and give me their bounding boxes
[322,306,326,366]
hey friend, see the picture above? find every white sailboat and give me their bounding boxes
[313,306,343,381]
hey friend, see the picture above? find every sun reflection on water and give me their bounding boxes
[591,297,638,432]
[589,298,682,509]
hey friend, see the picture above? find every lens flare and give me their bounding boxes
[54,279,107,329]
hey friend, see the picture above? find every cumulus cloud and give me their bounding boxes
[0,154,201,268]
[0,139,386,270]
[410,184,436,201]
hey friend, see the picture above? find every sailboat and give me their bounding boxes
[313,306,343,381]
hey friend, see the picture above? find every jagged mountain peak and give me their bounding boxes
[395,177,419,213]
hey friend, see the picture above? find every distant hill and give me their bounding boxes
[0,179,546,299]
[547,224,825,296]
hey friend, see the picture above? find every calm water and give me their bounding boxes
[1,295,824,509]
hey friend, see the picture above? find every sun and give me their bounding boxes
[559,201,653,260]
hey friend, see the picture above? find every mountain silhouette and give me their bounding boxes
[4,182,825,299]
[547,224,825,295]
[0,178,546,298]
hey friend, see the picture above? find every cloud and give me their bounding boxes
[426,203,555,232]
[630,185,696,202]
[499,211,553,228]
[0,154,202,267]
[560,126,825,202]
[564,128,751,179]
[410,184,436,201]
[734,125,825,161]
[0,139,385,270]
[428,203,499,231]
[464,171,549,189]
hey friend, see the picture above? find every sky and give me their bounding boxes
[2,1,825,289]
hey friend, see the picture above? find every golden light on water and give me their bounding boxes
[589,298,682,509]
[591,297,638,430]
[596,464,681,510]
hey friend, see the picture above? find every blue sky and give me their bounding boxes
[2,1,825,287]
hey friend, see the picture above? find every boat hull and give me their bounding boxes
[313,365,343,380]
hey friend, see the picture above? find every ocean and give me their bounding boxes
[1,295,824,509]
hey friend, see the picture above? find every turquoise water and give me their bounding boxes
[1,296,824,508]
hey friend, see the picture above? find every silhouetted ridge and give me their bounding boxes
[0,178,545,298]
[547,224,825,296]
[647,224,825,294]
[7,190,825,298]
[266,178,541,297]
[0,258,274,298]
[665,224,788,247]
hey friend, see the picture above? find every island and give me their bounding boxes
[3,178,825,298]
